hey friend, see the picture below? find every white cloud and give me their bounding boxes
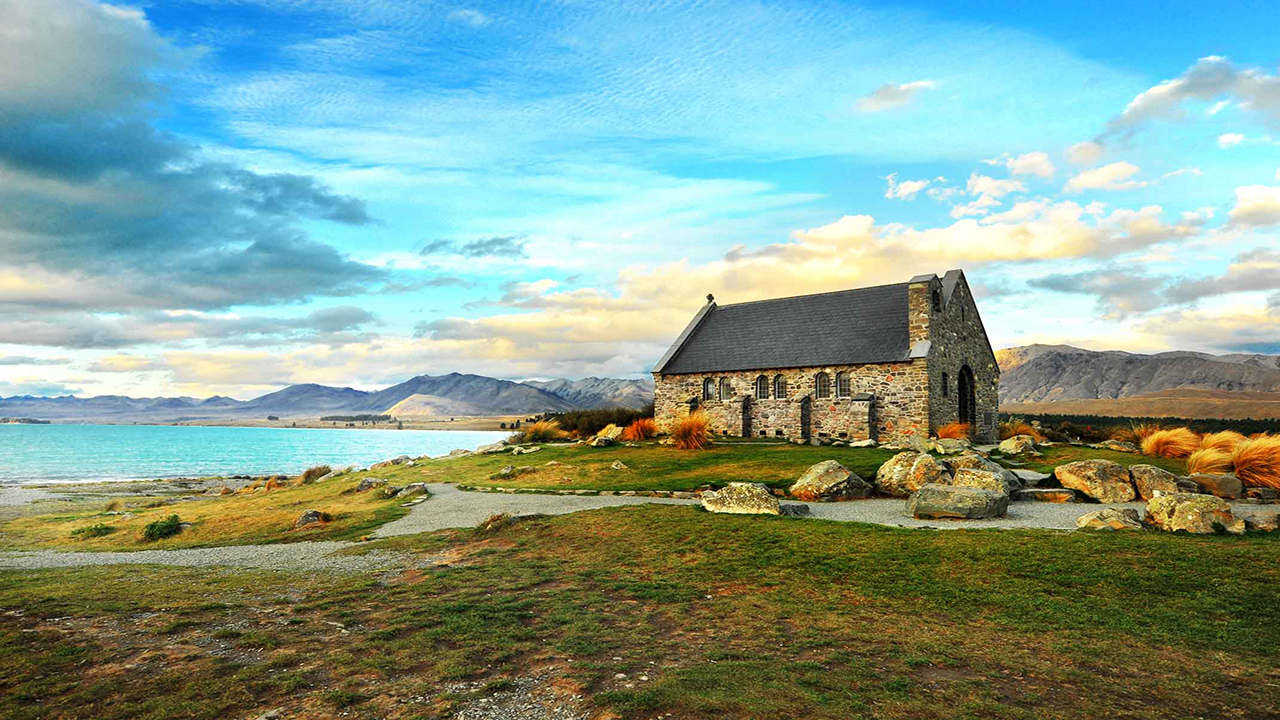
[1228,185,1280,227]
[1207,100,1231,116]
[949,173,1026,217]
[447,9,491,28]
[1218,133,1245,148]
[855,80,937,112]
[1064,162,1147,193]
[1162,167,1202,178]
[1105,56,1280,137]
[986,151,1056,178]
[883,173,931,200]
[1066,141,1104,166]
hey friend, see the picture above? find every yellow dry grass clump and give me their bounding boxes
[1130,422,1163,443]
[517,420,568,443]
[935,422,971,440]
[672,411,711,450]
[999,419,1045,442]
[1140,427,1200,458]
[1200,430,1247,453]
[621,418,657,442]
[1232,436,1280,489]
[1186,448,1233,476]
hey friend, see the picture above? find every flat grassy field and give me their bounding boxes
[374,440,902,491]
[2,505,1276,719]
[0,473,410,551]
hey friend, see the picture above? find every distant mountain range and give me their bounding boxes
[997,344,1280,419]
[0,373,654,422]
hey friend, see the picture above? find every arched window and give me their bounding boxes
[835,372,851,398]
[718,378,732,401]
[773,375,787,399]
[755,375,769,400]
[702,378,715,400]
[814,372,831,399]
[942,371,949,397]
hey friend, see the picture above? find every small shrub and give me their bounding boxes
[510,420,568,444]
[621,417,657,442]
[323,690,368,709]
[935,422,971,440]
[672,411,711,450]
[476,512,515,535]
[1186,448,1232,475]
[1140,427,1200,458]
[301,465,331,484]
[1108,426,1138,444]
[1200,430,1246,453]
[541,405,654,437]
[143,514,184,542]
[1130,422,1163,443]
[71,524,115,539]
[1232,436,1280,489]
[999,418,1045,442]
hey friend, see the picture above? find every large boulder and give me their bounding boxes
[932,438,972,455]
[1077,508,1143,531]
[875,452,951,497]
[294,509,331,528]
[1240,510,1280,532]
[701,483,780,515]
[1054,460,1135,503]
[1129,465,1179,501]
[1013,488,1078,503]
[951,468,1012,495]
[512,446,540,455]
[1144,493,1245,534]
[1092,440,1140,454]
[597,424,626,441]
[998,435,1038,455]
[907,484,1009,520]
[476,441,509,455]
[397,483,428,498]
[1012,468,1051,487]
[790,460,872,501]
[947,453,1020,493]
[355,477,386,493]
[1188,473,1244,500]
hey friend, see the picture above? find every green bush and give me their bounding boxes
[143,514,184,542]
[71,524,115,539]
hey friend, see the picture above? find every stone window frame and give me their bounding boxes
[773,374,787,399]
[702,378,715,401]
[814,372,831,399]
[835,371,851,398]
[718,377,732,401]
[754,375,769,400]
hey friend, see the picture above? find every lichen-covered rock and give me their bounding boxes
[947,453,1020,493]
[932,438,972,455]
[1054,460,1135,503]
[1012,468,1051,487]
[790,460,872,501]
[588,436,614,447]
[371,455,413,470]
[610,460,628,471]
[875,452,951,497]
[1129,465,1179,500]
[1092,440,1140,454]
[294,509,331,528]
[597,424,626,441]
[1144,493,1245,534]
[512,446,541,455]
[397,483,428,498]
[355,477,386,493]
[906,484,1009,520]
[1013,488,1078,503]
[475,441,508,455]
[998,435,1038,455]
[1188,473,1243,499]
[700,483,780,515]
[951,468,1012,495]
[1241,510,1280,532]
[1077,508,1143,531]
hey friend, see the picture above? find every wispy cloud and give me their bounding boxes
[855,80,937,112]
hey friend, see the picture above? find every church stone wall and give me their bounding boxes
[925,276,1000,443]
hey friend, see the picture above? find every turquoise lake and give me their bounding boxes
[0,424,508,483]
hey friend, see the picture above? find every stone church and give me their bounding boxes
[652,270,999,444]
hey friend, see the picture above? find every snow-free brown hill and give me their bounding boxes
[384,394,488,417]
[996,344,1280,405]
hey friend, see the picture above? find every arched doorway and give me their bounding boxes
[957,365,976,426]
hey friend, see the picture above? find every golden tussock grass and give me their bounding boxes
[1232,436,1280,489]
[621,418,657,442]
[935,422,971,439]
[1140,427,1200,458]
[513,420,568,443]
[999,419,1045,442]
[1130,422,1163,443]
[1199,430,1247,453]
[672,411,711,450]
[1185,448,1233,475]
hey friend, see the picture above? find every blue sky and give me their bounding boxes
[1,0,1279,398]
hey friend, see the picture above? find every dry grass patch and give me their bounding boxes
[1199,430,1247,453]
[672,411,711,450]
[1186,448,1233,476]
[1141,428,1200,458]
[935,422,971,439]
[620,417,657,442]
[999,418,1045,442]
[1232,435,1280,489]
[511,420,568,444]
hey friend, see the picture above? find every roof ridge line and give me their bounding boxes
[718,281,909,308]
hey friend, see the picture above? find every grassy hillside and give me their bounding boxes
[1003,387,1280,421]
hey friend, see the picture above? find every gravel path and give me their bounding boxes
[0,485,60,506]
[0,483,1266,571]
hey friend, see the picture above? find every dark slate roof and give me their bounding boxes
[656,282,911,374]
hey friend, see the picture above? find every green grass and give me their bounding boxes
[2,505,1276,719]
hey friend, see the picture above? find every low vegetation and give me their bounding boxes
[1140,427,1201,458]
[934,421,970,439]
[1186,447,1233,475]
[620,417,657,441]
[69,524,115,539]
[1233,435,1280,489]
[1200,430,1247,453]
[1,506,1277,719]
[998,417,1044,441]
[1001,411,1280,439]
[509,419,569,444]
[672,410,711,450]
[142,514,184,542]
[300,465,332,483]
[541,405,654,437]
